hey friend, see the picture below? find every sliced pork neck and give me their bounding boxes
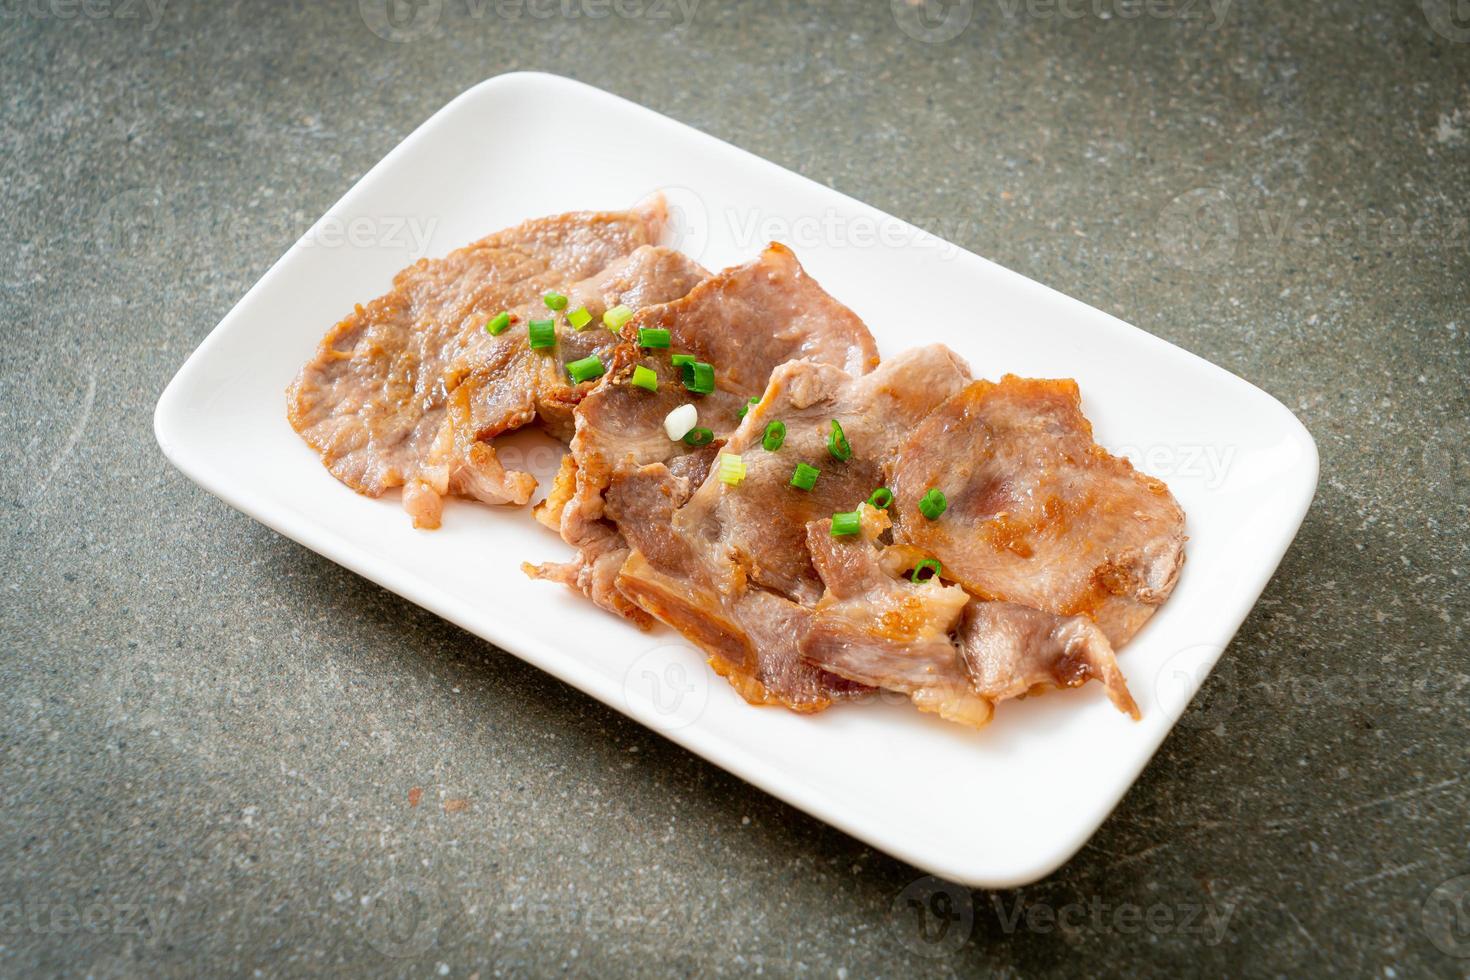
[292,210,1187,730]
[802,506,1139,728]
[424,245,707,527]
[888,375,1186,647]
[527,243,881,628]
[287,199,688,528]
[615,346,973,711]
[802,507,990,727]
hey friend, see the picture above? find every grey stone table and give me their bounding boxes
[3,0,1467,975]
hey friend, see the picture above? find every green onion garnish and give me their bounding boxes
[718,453,747,486]
[683,426,714,446]
[737,397,761,420]
[638,327,671,349]
[790,462,820,491]
[827,419,852,461]
[486,311,511,335]
[528,319,556,350]
[630,365,658,392]
[682,361,715,395]
[567,306,592,330]
[603,305,634,331]
[910,559,942,583]
[544,291,568,311]
[830,511,861,537]
[919,487,948,520]
[762,420,786,452]
[867,487,894,509]
[566,355,604,384]
[670,353,696,368]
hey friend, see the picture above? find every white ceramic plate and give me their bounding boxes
[154,72,1318,887]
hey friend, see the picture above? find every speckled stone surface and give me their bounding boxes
[2,0,1468,976]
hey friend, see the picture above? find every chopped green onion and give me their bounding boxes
[910,559,942,583]
[830,511,861,537]
[682,361,715,395]
[919,487,948,520]
[603,305,634,331]
[718,453,747,486]
[737,397,761,420]
[762,420,786,452]
[867,487,894,509]
[630,365,658,392]
[567,306,592,330]
[485,311,511,335]
[827,419,852,462]
[566,355,604,384]
[638,327,671,349]
[670,353,696,367]
[528,318,556,350]
[790,462,820,491]
[683,426,714,446]
[543,291,568,311]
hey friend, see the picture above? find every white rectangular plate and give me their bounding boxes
[155,72,1318,887]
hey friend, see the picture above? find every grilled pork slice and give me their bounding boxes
[610,464,870,711]
[802,508,989,726]
[445,244,709,447]
[957,600,1138,717]
[615,346,972,711]
[417,245,707,528]
[287,199,676,528]
[660,346,971,605]
[802,507,1138,729]
[527,243,881,625]
[889,376,1186,647]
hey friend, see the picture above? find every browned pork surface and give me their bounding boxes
[889,376,1186,647]
[421,245,707,527]
[287,200,677,527]
[612,358,1164,726]
[615,346,971,711]
[527,244,881,627]
[958,599,1138,717]
[291,204,1185,729]
[802,507,989,726]
[802,506,1138,728]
